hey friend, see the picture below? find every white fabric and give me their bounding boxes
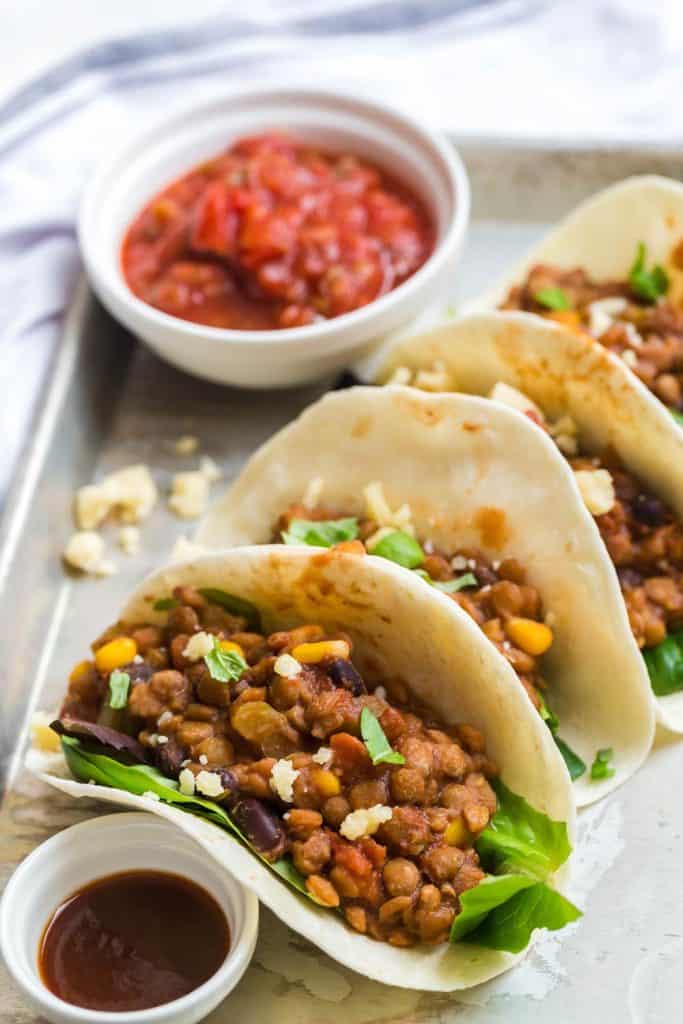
[1,0,682,499]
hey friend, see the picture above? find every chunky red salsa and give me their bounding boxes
[121,133,434,330]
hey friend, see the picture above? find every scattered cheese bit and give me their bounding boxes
[363,481,414,536]
[274,653,302,678]
[182,631,215,661]
[385,366,413,387]
[175,435,199,456]
[623,322,643,348]
[75,464,157,528]
[374,686,387,701]
[414,361,452,392]
[303,476,324,509]
[178,768,196,795]
[157,710,173,727]
[270,758,300,803]
[63,531,116,576]
[31,711,61,753]
[118,525,140,555]
[142,790,161,802]
[621,348,638,368]
[451,555,468,570]
[198,754,208,766]
[200,455,223,483]
[312,747,333,766]
[587,297,627,337]
[156,735,169,745]
[169,471,210,520]
[133,654,143,664]
[548,414,579,456]
[170,535,208,562]
[340,804,393,841]
[489,381,545,422]
[573,468,616,516]
[195,770,224,798]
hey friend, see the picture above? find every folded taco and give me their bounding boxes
[31,546,578,990]
[196,388,654,804]
[467,175,683,422]
[372,311,683,733]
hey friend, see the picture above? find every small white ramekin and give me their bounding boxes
[79,85,469,388]
[0,812,258,1024]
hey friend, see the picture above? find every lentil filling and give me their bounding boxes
[500,241,683,413]
[273,502,553,712]
[60,586,502,948]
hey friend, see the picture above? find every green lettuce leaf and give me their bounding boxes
[450,874,536,941]
[369,530,424,569]
[153,597,179,611]
[360,707,405,765]
[204,638,248,683]
[643,631,683,696]
[282,517,359,547]
[475,780,572,881]
[534,287,570,311]
[629,242,669,303]
[456,880,581,953]
[197,588,261,630]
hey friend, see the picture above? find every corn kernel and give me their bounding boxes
[31,714,61,753]
[504,617,553,656]
[219,640,245,658]
[546,310,581,329]
[444,816,471,847]
[69,659,93,684]
[292,640,350,664]
[95,637,138,673]
[312,768,341,797]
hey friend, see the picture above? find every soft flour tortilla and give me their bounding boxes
[373,312,683,732]
[31,545,574,991]
[465,174,683,313]
[197,389,655,804]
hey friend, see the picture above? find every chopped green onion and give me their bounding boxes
[534,287,570,311]
[643,631,683,696]
[369,530,424,569]
[670,409,683,427]
[107,670,131,710]
[204,639,248,683]
[282,517,359,548]
[554,736,587,781]
[629,242,669,303]
[590,747,615,781]
[153,597,179,611]
[537,692,559,733]
[360,707,405,766]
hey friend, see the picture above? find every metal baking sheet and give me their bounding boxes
[2,143,683,1023]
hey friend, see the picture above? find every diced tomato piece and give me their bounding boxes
[333,840,372,878]
[329,732,370,771]
[359,836,387,867]
[191,181,238,258]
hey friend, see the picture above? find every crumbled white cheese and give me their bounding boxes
[198,754,208,766]
[30,711,61,753]
[545,610,557,628]
[491,559,501,571]
[414,361,452,392]
[451,555,468,570]
[270,758,300,803]
[157,710,173,728]
[195,770,224,798]
[489,381,545,422]
[156,735,168,745]
[340,804,393,841]
[573,468,616,516]
[63,531,116,576]
[385,366,413,387]
[374,685,387,701]
[118,525,140,555]
[621,348,638,367]
[142,790,161,802]
[303,476,324,509]
[548,414,579,456]
[199,455,223,484]
[587,297,628,337]
[175,435,199,456]
[75,464,157,528]
[312,746,333,766]
[133,654,143,664]
[182,631,215,661]
[169,471,210,520]
[178,768,196,795]
[623,322,643,348]
[170,535,208,563]
[466,558,476,569]
[274,653,302,678]
[363,481,414,536]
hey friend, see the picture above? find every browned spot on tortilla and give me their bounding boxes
[666,211,679,230]
[352,415,373,438]
[462,422,482,433]
[474,507,510,550]
[395,392,448,426]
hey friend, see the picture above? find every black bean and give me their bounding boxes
[232,797,286,860]
[154,737,186,778]
[123,661,154,685]
[327,658,366,696]
[632,492,668,527]
[215,769,239,808]
[618,567,642,589]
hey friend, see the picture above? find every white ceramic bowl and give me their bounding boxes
[79,85,470,388]
[0,812,258,1024]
